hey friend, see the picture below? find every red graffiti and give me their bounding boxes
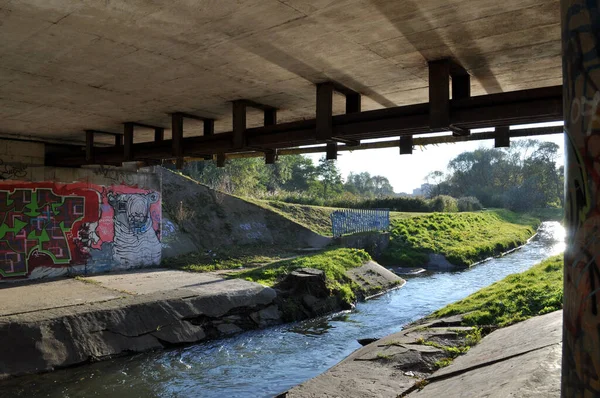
[0,181,160,279]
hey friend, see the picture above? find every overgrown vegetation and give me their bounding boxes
[381,209,540,267]
[431,255,563,326]
[162,245,301,272]
[424,140,563,212]
[232,248,371,304]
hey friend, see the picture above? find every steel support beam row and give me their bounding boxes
[56,85,562,167]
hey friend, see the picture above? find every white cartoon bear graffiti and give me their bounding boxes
[107,191,161,267]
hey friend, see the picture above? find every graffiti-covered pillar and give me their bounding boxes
[562,1,600,396]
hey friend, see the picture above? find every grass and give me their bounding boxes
[161,244,302,272]
[381,209,540,267]
[232,248,371,304]
[434,358,454,369]
[431,255,563,327]
[252,200,428,236]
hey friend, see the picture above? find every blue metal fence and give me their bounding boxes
[330,208,390,237]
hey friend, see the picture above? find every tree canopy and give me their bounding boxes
[426,140,563,211]
[182,155,396,201]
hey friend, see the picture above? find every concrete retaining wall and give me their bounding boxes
[336,232,390,259]
[159,168,331,254]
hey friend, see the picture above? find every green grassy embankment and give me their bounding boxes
[407,255,563,373]
[253,200,429,236]
[432,255,563,327]
[381,209,541,267]
[232,248,372,304]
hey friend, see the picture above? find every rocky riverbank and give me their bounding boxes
[280,311,561,398]
[280,255,564,397]
[0,261,403,380]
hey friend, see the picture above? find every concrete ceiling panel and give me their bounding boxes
[0,0,563,144]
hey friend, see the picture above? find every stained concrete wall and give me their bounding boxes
[159,167,331,255]
[0,139,332,280]
[0,139,162,281]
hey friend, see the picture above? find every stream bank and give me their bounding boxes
[0,260,401,380]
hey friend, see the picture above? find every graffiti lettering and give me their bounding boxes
[570,92,600,136]
[0,182,161,280]
[0,160,28,180]
[563,1,600,395]
[92,165,136,185]
[0,189,84,278]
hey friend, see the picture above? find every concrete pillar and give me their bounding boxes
[562,1,600,396]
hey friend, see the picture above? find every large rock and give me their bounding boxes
[274,262,405,322]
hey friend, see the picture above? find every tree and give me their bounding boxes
[316,157,343,198]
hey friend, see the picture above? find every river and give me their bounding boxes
[1,222,565,398]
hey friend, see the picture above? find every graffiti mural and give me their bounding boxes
[108,192,161,267]
[562,0,600,395]
[0,182,161,280]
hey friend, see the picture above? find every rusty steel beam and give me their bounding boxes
[123,122,134,162]
[171,113,184,169]
[52,86,562,167]
[171,126,563,164]
[316,83,334,140]
[495,126,511,148]
[429,59,451,130]
[204,119,215,136]
[232,100,247,149]
[399,135,413,155]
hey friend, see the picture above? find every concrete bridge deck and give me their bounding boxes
[0,1,560,145]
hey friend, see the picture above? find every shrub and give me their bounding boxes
[457,196,483,212]
[429,195,459,212]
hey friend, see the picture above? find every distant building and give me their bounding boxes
[412,183,433,197]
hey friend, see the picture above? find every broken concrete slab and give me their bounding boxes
[0,270,278,379]
[281,315,474,397]
[347,260,406,298]
[409,343,561,397]
[434,310,562,378]
[282,311,563,398]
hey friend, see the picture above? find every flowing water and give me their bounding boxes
[1,222,565,398]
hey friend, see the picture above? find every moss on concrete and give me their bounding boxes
[232,248,372,304]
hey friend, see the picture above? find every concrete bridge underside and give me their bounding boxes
[1,1,599,397]
[0,0,563,165]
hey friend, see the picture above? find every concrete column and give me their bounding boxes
[562,1,600,396]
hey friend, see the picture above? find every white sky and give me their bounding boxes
[305,123,565,194]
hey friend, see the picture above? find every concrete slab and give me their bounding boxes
[0,278,122,316]
[83,268,241,296]
[284,318,473,398]
[409,344,562,398]
[434,310,562,378]
[284,312,563,398]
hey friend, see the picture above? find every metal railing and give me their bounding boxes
[330,208,390,237]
